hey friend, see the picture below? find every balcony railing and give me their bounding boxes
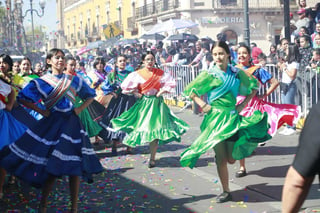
[136,0,179,19]
[213,0,293,8]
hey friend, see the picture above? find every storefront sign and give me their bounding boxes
[201,17,244,24]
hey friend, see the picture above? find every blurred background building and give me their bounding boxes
[1,0,319,54]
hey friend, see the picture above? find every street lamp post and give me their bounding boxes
[243,0,250,46]
[21,0,46,52]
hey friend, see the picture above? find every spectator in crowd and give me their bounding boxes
[313,33,320,48]
[314,2,320,23]
[165,47,180,65]
[294,8,310,37]
[200,42,211,70]
[229,43,238,63]
[251,43,263,64]
[279,38,290,52]
[280,14,297,42]
[267,44,278,64]
[188,41,210,69]
[297,0,314,18]
[195,40,202,54]
[282,102,320,213]
[278,45,300,135]
[299,26,310,37]
[155,44,167,66]
[310,48,320,103]
[298,0,307,9]
[297,35,313,105]
[311,22,320,46]
[187,42,197,63]
[177,48,188,65]
[216,33,227,42]
[257,53,268,69]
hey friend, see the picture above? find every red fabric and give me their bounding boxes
[137,68,164,94]
[0,93,6,104]
[237,96,301,136]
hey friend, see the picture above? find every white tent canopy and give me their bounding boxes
[145,19,198,35]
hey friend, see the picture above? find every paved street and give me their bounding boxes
[0,106,319,213]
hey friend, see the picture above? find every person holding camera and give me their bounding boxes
[278,44,301,135]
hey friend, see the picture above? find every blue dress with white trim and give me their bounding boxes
[0,73,103,187]
[0,79,27,150]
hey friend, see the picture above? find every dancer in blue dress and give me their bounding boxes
[0,48,103,212]
[0,54,27,198]
[99,55,137,155]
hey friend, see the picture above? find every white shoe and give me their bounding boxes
[282,128,296,136]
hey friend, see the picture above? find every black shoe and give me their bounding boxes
[216,191,232,203]
[148,160,156,168]
[235,169,247,178]
[259,142,266,147]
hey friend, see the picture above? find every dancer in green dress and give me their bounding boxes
[64,56,103,138]
[111,51,189,168]
[180,41,271,203]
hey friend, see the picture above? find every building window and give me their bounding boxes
[194,2,205,7]
[220,0,237,6]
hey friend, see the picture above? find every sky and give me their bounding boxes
[21,0,58,36]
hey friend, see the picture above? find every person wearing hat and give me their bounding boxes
[294,8,310,36]
[185,43,195,63]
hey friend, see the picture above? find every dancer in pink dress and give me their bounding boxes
[235,44,301,178]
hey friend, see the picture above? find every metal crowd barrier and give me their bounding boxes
[160,64,201,100]
[161,64,318,117]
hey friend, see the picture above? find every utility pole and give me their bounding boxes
[283,0,290,41]
[243,0,250,46]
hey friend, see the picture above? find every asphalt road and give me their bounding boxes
[0,107,319,213]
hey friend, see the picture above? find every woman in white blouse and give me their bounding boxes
[278,44,301,135]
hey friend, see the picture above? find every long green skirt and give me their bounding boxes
[76,97,103,137]
[180,106,271,169]
[111,96,189,147]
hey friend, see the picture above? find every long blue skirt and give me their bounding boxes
[10,105,38,129]
[0,109,27,150]
[0,110,103,187]
[99,94,136,141]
